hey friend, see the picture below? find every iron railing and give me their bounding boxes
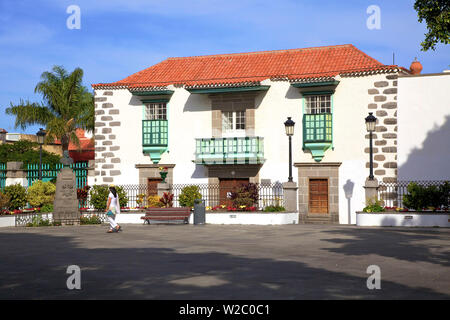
[378,180,449,208]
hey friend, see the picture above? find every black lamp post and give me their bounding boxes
[284,117,295,182]
[365,113,377,180]
[36,128,46,180]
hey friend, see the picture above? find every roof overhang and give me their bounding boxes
[290,80,340,88]
[187,85,270,94]
[129,89,174,96]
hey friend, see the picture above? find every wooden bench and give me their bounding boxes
[141,207,191,225]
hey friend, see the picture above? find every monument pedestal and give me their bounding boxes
[53,167,80,225]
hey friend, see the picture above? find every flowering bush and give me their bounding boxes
[27,180,56,208]
[159,192,174,208]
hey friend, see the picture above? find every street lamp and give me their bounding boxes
[284,117,295,182]
[36,128,46,180]
[365,112,377,180]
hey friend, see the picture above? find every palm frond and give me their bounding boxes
[5,101,55,130]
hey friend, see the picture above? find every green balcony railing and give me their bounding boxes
[195,137,264,165]
[142,120,168,147]
[303,113,332,143]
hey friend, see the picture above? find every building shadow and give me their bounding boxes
[399,115,450,180]
[321,227,450,267]
[0,230,448,299]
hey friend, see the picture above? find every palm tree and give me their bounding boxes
[6,66,94,159]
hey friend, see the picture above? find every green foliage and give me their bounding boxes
[179,185,202,207]
[263,205,286,212]
[89,185,128,210]
[147,195,164,208]
[4,184,27,210]
[230,183,259,208]
[26,214,57,227]
[80,215,101,225]
[0,140,60,167]
[414,0,449,51]
[5,66,94,154]
[403,182,449,210]
[363,198,385,213]
[40,203,53,213]
[27,180,56,207]
[0,192,11,211]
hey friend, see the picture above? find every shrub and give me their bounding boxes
[26,214,55,227]
[264,205,286,212]
[179,185,202,207]
[403,182,449,211]
[136,193,146,207]
[147,195,163,208]
[159,192,173,208]
[89,185,128,210]
[27,180,56,208]
[40,203,53,213]
[230,183,259,208]
[4,184,27,210]
[363,198,385,213]
[0,192,11,212]
[80,215,101,225]
[77,185,91,200]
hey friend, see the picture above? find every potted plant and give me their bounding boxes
[159,167,169,183]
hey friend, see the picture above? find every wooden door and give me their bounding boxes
[219,178,249,207]
[309,179,328,214]
[147,178,162,196]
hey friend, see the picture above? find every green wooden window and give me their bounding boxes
[142,120,168,146]
[303,113,332,143]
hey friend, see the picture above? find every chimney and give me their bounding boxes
[410,57,423,75]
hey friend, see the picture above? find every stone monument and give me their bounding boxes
[53,151,80,225]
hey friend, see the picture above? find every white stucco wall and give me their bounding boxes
[397,73,450,180]
[94,72,396,224]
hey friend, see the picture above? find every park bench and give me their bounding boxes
[141,207,191,225]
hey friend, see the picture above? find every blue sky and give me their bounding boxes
[0,0,448,134]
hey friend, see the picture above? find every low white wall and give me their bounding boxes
[356,213,450,227]
[112,212,299,225]
[0,216,16,227]
[189,212,299,225]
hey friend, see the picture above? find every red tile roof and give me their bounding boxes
[93,44,406,90]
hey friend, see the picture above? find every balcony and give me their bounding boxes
[142,120,168,163]
[303,113,332,162]
[195,137,264,165]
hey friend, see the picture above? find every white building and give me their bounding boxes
[397,68,450,180]
[92,44,409,224]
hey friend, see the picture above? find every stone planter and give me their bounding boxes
[356,211,450,227]
[159,171,168,183]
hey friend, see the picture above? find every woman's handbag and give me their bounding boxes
[106,210,114,217]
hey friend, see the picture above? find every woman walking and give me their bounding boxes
[106,185,122,233]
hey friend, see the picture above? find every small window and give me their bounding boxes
[145,103,167,120]
[305,95,331,114]
[222,110,246,132]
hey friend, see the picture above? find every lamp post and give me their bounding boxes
[284,117,295,182]
[36,128,46,180]
[365,112,377,180]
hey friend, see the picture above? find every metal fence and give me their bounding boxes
[171,182,283,208]
[26,162,88,189]
[0,163,5,191]
[378,180,448,208]
[82,182,284,209]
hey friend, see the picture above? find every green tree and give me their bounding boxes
[5,66,94,156]
[0,140,60,167]
[414,0,449,51]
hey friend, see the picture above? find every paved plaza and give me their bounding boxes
[0,224,449,299]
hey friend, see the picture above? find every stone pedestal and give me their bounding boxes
[157,182,171,197]
[364,178,379,204]
[53,167,80,225]
[5,162,27,187]
[283,181,298,212]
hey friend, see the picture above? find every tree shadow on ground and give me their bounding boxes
[0,230,448,300]
[320,227,450,267]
